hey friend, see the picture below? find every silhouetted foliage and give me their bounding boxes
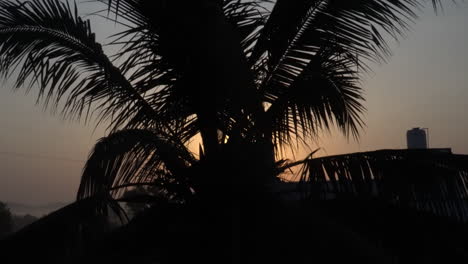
[11,214,38,232]
[0,0,467,263]
[0,202,12,238]
[300,149,468,220]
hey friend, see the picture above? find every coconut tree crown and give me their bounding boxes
[3,1,468,262]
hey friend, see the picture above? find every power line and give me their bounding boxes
[0,151,85,163]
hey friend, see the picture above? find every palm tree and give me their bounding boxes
[1,0,468,263]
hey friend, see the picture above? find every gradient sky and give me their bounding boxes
[1,1,468,204]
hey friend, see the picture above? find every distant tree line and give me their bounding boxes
[0,202,12,237]
[0,201,38,238]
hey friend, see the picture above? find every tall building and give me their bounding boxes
[406,127,427,149]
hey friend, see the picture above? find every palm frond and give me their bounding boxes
[298,149,468,221]
[0,0,163,132]
[249,0,447,147]
[265,48,365,149]
[223,0,268,59]
[77,129,196,202]
[252,0,443,70]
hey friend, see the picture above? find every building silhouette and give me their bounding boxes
[407,127,428,149]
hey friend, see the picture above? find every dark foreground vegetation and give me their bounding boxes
[1,0,467,263]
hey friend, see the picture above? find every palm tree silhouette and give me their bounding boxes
[1,0,468,263]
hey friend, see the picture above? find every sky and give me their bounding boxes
[0,1,468,204]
